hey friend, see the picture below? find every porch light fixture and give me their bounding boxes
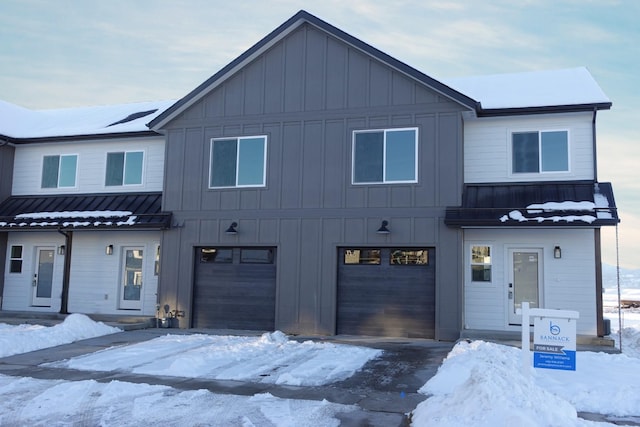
[106,244,114,255]
[225,222,238,235]
[554,245,562,259]
[57,245,65,255]
[376,220,390,234]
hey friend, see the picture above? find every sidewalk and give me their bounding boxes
[0,328,455,427]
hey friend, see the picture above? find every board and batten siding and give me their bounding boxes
[11,136,165,195]
[463,228,598,335]
[158,23,468,338]
[464,112,595,183]
[2,231,159,316]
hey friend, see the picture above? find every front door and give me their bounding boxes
[119,247,143,310]
[508,248,543,325]
[32,248,54,307]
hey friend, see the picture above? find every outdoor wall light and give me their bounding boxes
[554,245,562,259]
[106,244,114,255]
[57,245,65,255]
[225,222,238,235]
[376,220,390,234]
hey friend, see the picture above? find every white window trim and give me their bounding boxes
[351,127,419,185]
[470,244,493,284]
[509,129,571,177]
[105,150,145,187]
[209,135,268,189]
[42,153,79,189]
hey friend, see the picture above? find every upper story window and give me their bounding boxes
[209,136,267,188]
[41,154,77,188]
[106,151,144,186]
[352,128,418,184]
[512,130,569,173]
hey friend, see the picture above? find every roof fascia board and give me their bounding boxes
[8,130,161,145]
[149,10,479,130]
[477,102,612,117]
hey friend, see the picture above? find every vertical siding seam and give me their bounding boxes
[301,25,307,111]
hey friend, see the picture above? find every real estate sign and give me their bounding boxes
[533,316,577,371]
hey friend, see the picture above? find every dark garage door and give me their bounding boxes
[337,247,435,338]
[193,247,276,330]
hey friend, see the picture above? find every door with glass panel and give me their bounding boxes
[120,247,144,310]
[508,248,543,325]
[32,248,55,307]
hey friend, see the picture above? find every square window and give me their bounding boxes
[210,136,266,188]
[106,151,144,186]
[512,131,568,174]
[42,155,77,188]
[353,128,417,184]
[470,245,491,282]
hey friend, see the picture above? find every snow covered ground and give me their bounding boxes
[0,266,638,426]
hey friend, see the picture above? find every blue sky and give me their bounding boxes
[1,0,638,268]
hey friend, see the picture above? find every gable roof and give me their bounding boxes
[0,99,175,143]
[442,67,612,116]
[149,10,480,130]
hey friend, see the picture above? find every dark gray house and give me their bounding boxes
[150,10,480,340]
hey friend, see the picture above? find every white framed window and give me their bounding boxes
[209,136,267,188]
[41,154,77,188]
[470,245,492,282]
[9,245,23,273]
[352,128,418,184]
[106,151,144,186]
[512,130,569,173]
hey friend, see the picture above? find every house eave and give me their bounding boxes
[477,102,612,117]
[7,130,161,145]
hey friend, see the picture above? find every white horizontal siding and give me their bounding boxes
[12,136,165,195]
[2,230,160,316]
[464,112,595,183]
[463,228,597,335]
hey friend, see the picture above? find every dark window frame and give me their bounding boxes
[9,245,23,273]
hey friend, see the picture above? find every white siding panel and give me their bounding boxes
[463,228,597,335]
[464,112,594,183]
[12,136,164,195]
[2,230,159,316]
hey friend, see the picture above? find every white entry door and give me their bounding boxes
[119,247,143,310]
[508,248,543,325]
[32,248,55,307]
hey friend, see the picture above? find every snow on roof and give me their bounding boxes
[442,67,610,110]
[0,99,176,139]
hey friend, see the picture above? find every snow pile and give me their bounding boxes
[413,341,579,427]
[0,377,354,427]
[50,331,382,386]
[0,314,121,358]
[413,337,640,426]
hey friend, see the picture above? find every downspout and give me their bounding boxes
[57,228,72,314]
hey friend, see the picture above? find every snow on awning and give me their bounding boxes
[0,193,171,230]
[445,182,619,228]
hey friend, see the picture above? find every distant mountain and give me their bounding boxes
[603,264,640,289]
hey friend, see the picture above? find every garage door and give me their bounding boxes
[337,247,435,338]
[193,247,276,330]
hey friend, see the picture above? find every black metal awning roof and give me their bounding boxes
[0,192,171,231]
[445,181,619,228]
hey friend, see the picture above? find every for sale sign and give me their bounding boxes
[533,317,577,371]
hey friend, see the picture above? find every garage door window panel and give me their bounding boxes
[390,249,429,265]
[343,249,381,265]
[240,248,274,264]
[200,248,233,263]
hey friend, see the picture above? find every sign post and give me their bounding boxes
[519,302,579,375]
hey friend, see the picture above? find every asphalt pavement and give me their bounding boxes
[0,328,455,427]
